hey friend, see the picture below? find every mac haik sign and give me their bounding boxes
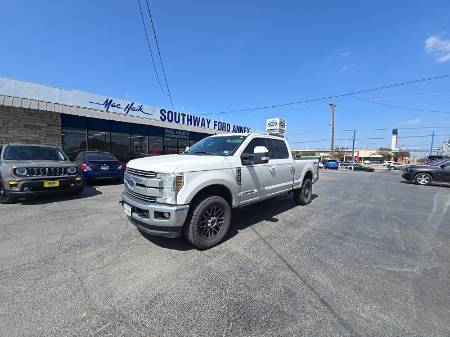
[0,77,250,133]
[89,97,250,133]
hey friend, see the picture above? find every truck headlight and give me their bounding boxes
[14,167,28,176]
[67,167,78,175]
[156,173,184,204]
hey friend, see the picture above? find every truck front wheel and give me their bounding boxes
[294,178,313,205]
[183,195,231,250]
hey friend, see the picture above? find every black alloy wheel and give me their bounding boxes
[199,205,225,238]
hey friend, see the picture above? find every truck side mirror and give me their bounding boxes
[253,146,269,164]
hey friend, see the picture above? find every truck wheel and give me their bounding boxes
[294,178,312,205]
[0,183,16,204]
[414,173,432,186]
[183,195,231,250]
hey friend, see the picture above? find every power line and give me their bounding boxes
[351,95,450,114]
[136,0,165,95]
[203,74,450,115]
[144,0,174,109]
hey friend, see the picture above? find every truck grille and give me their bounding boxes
[125,188,156,203]
[126,168,157,178]
[24,167,69,177]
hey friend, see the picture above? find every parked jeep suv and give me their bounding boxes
[0,144,84,203]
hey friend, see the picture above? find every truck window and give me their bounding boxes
[266,139,289,159]
[242,138,268,156]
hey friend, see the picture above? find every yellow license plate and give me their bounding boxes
[43,180,60,188]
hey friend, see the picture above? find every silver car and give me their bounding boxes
[0,144,84,203]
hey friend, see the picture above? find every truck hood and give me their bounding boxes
[126,154,232,174]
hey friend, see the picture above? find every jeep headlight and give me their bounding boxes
[14,167,28,176]
[67,166,78,175]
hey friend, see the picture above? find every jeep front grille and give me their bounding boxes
[23,167,69,177]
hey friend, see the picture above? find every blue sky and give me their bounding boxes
[1,0,450,153]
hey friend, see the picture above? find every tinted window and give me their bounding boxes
[4,146,68,161]
[266,139,289,159]
[242,138,268,155]
[85,152,117,161]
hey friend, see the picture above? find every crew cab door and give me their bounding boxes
[239,138,272,204]
[265,138,294,195]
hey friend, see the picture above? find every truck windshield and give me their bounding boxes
[184,135,247,156]
[3,145,68,161]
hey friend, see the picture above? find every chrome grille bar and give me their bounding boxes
[126,168,157,178]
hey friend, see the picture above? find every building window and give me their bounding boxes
[61,127,86,160]
[88,130,110,153]
[149,136,163,156]
[130,134,148,158]
[110,132,130,162]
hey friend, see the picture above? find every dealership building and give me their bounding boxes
[0,77,250,160]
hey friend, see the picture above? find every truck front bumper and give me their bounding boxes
[121,191,189,238]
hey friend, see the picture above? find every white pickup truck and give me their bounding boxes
[121,133,319,249]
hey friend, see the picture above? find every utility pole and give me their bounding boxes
[429,130,435,157]
[329,103,336,157]
[351,129,356,169]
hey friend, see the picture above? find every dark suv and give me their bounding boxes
[0,144,84,203]
[402,159,450,185]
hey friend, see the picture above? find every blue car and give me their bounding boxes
[323,159,339,169]
[74,151,124,184]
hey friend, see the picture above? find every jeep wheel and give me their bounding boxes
[0,184,16,204]
[184,195,231,250]
[414,173,432,186]
[294,178,313,205]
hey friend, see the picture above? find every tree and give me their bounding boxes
[293,151,316,157]
[394,150,410,162]
[376,147,392,161]
[333,147,348,160]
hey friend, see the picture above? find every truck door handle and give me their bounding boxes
[268,165,275,172]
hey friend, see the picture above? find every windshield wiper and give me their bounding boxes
[191,151,216,156]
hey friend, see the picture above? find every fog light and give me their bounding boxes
[23,186,29,191]
[154,211,171,220]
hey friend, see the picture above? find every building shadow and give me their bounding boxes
[18,185,102,205]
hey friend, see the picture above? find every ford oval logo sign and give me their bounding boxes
[267,121,278,127]
[125,178,135,187]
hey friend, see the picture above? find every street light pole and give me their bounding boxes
[330,103,336,157]
[351,129,356,169]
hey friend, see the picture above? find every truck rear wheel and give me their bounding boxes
[183,195,231,250]
[294,178,312,205]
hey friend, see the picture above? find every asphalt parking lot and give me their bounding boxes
[1,170,449,337]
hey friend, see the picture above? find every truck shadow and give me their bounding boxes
[18,186,102,205]
[226,193,319,241]
[142,193,319,251]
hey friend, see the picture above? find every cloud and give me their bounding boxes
[400,117,422,125]
[341,65,347,72]
[340,50,351,57]
[424,35,450,62]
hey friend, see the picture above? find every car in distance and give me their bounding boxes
[74,151,124,184]
[120,133,319,249]
[0,144,84,203]
[387,162,406,170]
[402,160,450,185]
[352,163,375,172]
[323,159,339,169]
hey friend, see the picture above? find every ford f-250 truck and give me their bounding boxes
[121,133,319,249]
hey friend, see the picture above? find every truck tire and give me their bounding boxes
[293,178,312,205]
[414,173,432,186]
[183,195,231,250]
[0,182,16,204]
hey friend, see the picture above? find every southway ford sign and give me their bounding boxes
[0,77,250,133]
